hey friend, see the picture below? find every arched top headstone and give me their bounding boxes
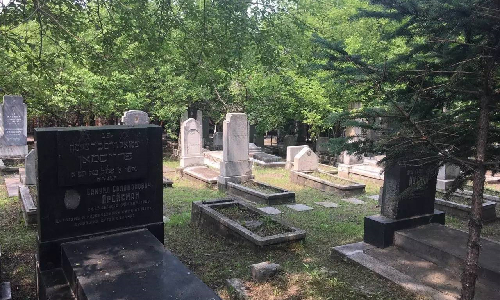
[121,110,150,125]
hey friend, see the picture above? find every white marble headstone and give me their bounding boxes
[180,118,204,168]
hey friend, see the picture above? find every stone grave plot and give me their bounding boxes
[290,170,365,197]
[317,163,338,174]
[333,224,500,300]
[203,150,223,169]
[18,185,37,225]
[251,152,286,168]
[286,203,313,212]
[191,199,305,247]
[35,125,219,300]
[4,176,20,197]
[182,166,219,187]
[435,191,497,222]
[226,180,295,205]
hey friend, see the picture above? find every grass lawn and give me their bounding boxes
[0,160,498,299]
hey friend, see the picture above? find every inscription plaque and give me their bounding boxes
[57,128,148,186]
[36,125,163,270]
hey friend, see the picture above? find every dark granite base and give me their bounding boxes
[38,223,164,271]
[364,210,445,248]
[163,176,173,188]
[60,229,219,300]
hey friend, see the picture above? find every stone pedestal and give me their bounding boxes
[436,164,460,191]
[364,163,444,248]
[218,113,253,187]
[180,118,204,168]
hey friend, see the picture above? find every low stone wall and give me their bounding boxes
[226,181,295,205]
[435,198,497,222]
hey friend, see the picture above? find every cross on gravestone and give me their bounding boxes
[180,118,204,168]
[121,110,150,125]
[364,163,445,248]
[0,95,28,158]
[218,113,252,187]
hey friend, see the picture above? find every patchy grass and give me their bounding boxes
[164,163,428,300]
[2,158,496,300]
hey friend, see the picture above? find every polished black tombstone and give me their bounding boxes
[364,164,445,248]
[35,125,219,300]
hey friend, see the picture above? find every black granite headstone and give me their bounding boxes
[36,125,164,270]
[364,163,445,248]
[380,164,437,219]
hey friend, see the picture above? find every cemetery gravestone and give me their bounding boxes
[285,145,308,169]
[180,118,204,168]
[316,137,329,153]
[293,147,318,172]
[364,163,445,248]
[436,164,460,191]
[121,110,150,125]
[0,95,28,158]
[218,113,252,186]
[283,135,297,148]
[36,125,219,300]
[213,132,223,150]
[24,149,36,185]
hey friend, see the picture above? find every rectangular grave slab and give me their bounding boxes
[290,170,365,197]
[434,198,497,222]
[35,125,164,271]
[183,166,219,186]
[59,229,220,300]
[251,153,286,168]
[226,180,295,205]
[18,185,37,225]
[191,199,305,247]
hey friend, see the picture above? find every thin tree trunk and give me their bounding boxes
[460,93,490,300]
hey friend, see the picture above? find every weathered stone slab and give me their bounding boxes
[290,171,365,197]
[18,185,37,225]
[226,278,249,300]
[251,262,281,282]
[227,180,295,205]
[25,149,36,185]
[436,164,460,191]
[315,202,338,208]
[286,204,313,211]
[121,110,150,125]
[293,147,318,172]
[342,198,365,205]
[183,166,219,186]
[4,177,20,197]
[258,207,282,215]
[61,229,220,300]
[368,195,380,201]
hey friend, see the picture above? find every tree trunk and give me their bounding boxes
[459,93,490,300]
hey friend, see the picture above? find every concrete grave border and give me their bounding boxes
[290,170,365,197]
[226,180,295,205]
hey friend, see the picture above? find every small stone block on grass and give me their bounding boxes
[226,278,248,300]
[286,204,314,211]
[342,198,366,205]
[367,195,379,201]
[258,207,282,215]
[315,202,338,208]
[251,262,281,282]
[4,177,20,197]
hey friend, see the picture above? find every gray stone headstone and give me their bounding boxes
[218,113,252,185]
[436,164,460,190]
[180,118,204,168]
[121,110,150,125]
[381,164,437,219]
[0,95,28,158]
[316,137,330,153]
[213,132,223,150]
[283,135,297,148]
[25,149,37,185]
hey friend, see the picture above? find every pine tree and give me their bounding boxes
[316,1,499,299]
